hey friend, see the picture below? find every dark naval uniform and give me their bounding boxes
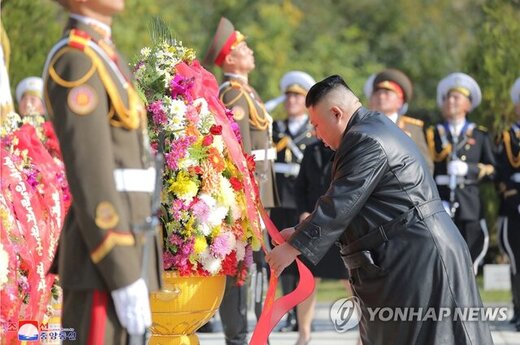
[271,118,316,229]
[289,107,492,345]
[495,122,520,328]
[43,17,162,344]
[426,121,495,272]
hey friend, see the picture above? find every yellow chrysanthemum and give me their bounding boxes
[211,224,222,238]
[194,236,208,254]
[169,171,198,201]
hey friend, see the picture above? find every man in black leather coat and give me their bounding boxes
[266,75,493,344]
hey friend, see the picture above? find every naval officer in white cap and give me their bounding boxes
[426,72,496,274]
[16,76,45,116]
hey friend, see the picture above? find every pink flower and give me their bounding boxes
[165,136,196,170]
[191,199,210,223]
[148,100,167,126]
[170,74,194,102]
[210,233,232,258]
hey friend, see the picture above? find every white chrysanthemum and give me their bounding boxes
[140,47,151,58]
[199,249,222,274]
[230,200,242,222]
[218,176,235,207]
[235,240,246,262]
[212,135,225,154]
[200,223,212,236]
[163,97,187,132]
[0,243,9,289]
[198,193,227,226]
[207,205,228,227]
[177,157,198,169]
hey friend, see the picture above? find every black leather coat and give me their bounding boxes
[289,107,493,345]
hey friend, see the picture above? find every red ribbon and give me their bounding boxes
[249,208,315,345]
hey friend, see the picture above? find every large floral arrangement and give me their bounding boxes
[0,113,70,342]
[133,33,262,285]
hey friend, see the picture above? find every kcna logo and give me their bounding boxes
[330,296,361,332]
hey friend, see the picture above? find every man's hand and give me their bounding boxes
[448,160,468,176]
[266,242,301,277]
[271,227,296,246]
[111,278,151,335]
[299,212,311,223]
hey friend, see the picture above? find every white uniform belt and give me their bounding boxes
[251,148,276,161]
[435,175,465,186]
[114,167,156,192]
[512,173,520,183]
[274,162,300,177]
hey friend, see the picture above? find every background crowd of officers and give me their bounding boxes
[2,8,520,344]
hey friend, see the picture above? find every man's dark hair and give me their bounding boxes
[305,75,352,108]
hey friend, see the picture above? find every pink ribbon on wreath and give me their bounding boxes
[176,61,316,344]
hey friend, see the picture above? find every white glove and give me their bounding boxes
[447,160,468,177]
[111,278,151,335]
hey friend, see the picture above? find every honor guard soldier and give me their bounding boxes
[364,68,433,173]
[267,71,317,332]
[43,0,162,343]
[426,72,496,274]
[204,17,278,345]
[495,77,520,330]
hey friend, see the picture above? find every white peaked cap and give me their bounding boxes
[436,72,481,112]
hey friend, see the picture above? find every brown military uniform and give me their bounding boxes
[219,75,279,208]
[397,115,434,173]
[43,17,162,344]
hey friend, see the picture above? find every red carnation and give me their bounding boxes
[209,124,223,135]
[229,176,243,191]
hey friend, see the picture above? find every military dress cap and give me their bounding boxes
[371,68,413,102]
[436,72,481,111]
[203,17,245,67]
[265,71,316,112]
[280,71,316,95]
[16,76,43,103]
[511,77,520,105]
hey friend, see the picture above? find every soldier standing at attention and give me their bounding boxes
[268,71,317,333]
[364,68,433,173]
[495,77,520,330]
[43,0,162,343]
[426,72,496,274]
[204,17,278,345]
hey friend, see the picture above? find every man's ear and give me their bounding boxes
[223,53,235,67]
[331,105,342,121]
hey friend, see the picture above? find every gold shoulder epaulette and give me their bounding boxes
[220,82,245,107]
[401,115,424,128]
[229,80,243,89]
[47,45,96,89]
[477,125,488,132]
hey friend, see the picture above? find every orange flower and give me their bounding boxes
[207,147,225,172]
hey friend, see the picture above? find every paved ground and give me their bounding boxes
[197,302,520,345]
